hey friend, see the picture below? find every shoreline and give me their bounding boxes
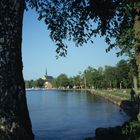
[50,88,138,118]
[85,89,139,140]
[88,89,138,119]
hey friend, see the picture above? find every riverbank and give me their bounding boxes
[88,89,138,119]
[85,89,140,140]
[43,88,138,118]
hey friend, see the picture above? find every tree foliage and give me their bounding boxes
[25,59,135,89]
[25,0,140,57]
[122,120,140,140]
[116,60,132,88]
[48,59,133,89]
[25,78,45,88]
[54,73,69,88]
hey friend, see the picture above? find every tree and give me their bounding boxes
[68,77,75,89]
[36,78,45,88]
[116,60,130,89]
[84,67,95,88]
[129,57,138,92]
[104,66,117,89]
[55,73,69,88]
[0,0,34,139]
[73,75,81,88]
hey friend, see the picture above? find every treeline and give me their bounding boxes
[25,78,46,88]
[25,59,136,89]
[54,59,135,89]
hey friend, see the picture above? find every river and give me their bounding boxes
[26,89,130,140]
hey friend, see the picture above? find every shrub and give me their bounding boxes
[122,121,140,140]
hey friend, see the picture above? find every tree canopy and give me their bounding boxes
[25,0,140,57]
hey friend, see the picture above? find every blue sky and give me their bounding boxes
[22,10,125,80]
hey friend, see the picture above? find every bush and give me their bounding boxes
[122,121,140,140]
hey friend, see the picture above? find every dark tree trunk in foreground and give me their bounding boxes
[0,0,34,139]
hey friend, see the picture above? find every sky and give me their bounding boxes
[22,10,125,80]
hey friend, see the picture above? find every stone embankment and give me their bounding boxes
[88,89,139,119]
[89,89,122,105]
[85,89,139,140]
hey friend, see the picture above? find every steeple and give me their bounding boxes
[45,68,48,79]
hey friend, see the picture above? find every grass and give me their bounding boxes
[95,89,131,100]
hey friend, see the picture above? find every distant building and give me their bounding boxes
[43,68,54,89]
[42,75,54,81]
[46,76,54,81]
[44,81,53,89]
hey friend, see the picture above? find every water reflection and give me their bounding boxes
[26,90,129,140]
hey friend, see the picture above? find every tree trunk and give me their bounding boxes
[133,75,138,94]
[119,81,122,89]
[109,81,112,89]
[0,0,34,139]
[134,6,140,121]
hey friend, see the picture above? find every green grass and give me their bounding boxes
[96,89,131,100]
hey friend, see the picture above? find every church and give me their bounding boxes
[43,68,54,89]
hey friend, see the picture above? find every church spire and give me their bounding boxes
[45,68,48,79]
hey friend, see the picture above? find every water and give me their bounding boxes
[26,89,130,140]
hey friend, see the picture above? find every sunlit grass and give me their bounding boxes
[96,89,131,100]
